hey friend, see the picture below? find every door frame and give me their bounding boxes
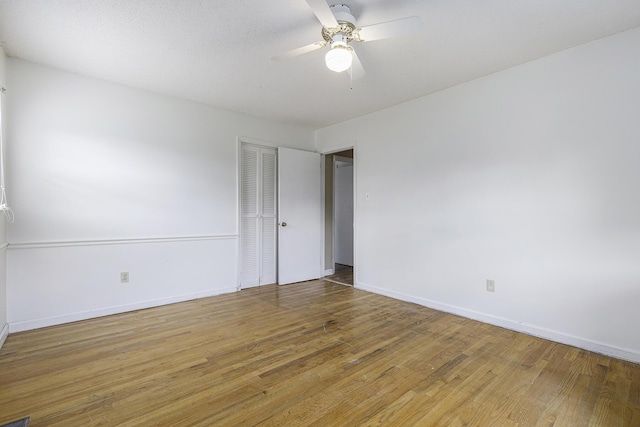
[332,155,354,269]
[321,146,356,283]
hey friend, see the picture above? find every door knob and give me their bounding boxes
[280,222,287,227]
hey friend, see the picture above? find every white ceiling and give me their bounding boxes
[1,0,640,128]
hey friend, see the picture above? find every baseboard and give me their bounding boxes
[324,269,334,276]
[0,323,8,349]
[9,286,237,333]
[356,281,640,365]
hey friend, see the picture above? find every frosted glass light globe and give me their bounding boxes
[325,43,353,73]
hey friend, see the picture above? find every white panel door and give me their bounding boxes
[278,147,322,285]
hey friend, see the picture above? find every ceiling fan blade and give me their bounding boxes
[356,16,422,42]
[305,0,338,28]
[350,49,366,80]
[271,41,326,62]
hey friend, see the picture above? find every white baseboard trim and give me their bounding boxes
[9,286,237,333]
[324,269,334,276]
[356,281,640,365]
[0,323,8,349]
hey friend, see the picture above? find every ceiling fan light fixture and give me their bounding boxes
[325,41,353,73]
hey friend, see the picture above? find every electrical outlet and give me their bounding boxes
[121,272,129,283]
[486,279,495,292]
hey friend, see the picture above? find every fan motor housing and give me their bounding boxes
[322,4,357,43]
[330,4,356,25]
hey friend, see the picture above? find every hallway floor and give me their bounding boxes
[323,263,353,286]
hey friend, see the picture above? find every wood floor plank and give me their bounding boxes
[1,280,639,426]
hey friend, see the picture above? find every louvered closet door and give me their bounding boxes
[260,150,277,284]
[240,144,277,288]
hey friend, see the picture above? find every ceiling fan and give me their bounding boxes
[272,0,422,79]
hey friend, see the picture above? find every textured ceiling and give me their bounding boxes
[1,0,640,128]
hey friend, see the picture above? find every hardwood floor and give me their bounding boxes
[324,264,353,286]
[1,281,638,426]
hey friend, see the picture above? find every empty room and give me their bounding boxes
[0,0,639,425]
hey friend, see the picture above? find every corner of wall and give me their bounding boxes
[0,45,9,349]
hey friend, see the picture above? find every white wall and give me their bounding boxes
[334,161,353,266]
[6,59,314,331]
[0,47,8,346]
[316,27,640,363]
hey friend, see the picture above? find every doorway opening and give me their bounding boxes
[323,149,354,286]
